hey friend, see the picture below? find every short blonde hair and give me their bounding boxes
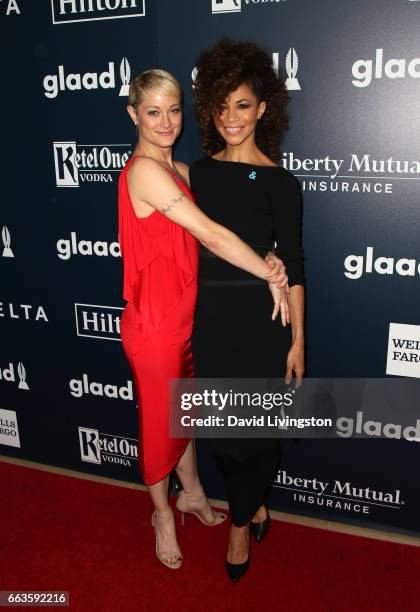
[128,69,183,109]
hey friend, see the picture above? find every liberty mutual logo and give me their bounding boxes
[2,226,14,257]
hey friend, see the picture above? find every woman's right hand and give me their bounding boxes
[269,284,290,326]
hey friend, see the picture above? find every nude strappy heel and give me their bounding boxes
[151,511,183,569]
[176,486,227,526]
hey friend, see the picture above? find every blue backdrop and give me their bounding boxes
[1,0,419,536]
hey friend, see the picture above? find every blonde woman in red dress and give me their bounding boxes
[118,69,288,570]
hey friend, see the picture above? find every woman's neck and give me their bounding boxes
[215,141,267,165]
[133,139,174,167]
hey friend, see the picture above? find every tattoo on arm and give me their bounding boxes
[160,193,185,215]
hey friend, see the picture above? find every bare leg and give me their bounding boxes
[175,440,226,525]
[174,440,201,490]
[148,475,182,567]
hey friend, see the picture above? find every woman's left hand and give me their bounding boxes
[285,341,305,387]
[265,251,289,291]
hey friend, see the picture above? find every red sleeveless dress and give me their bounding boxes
[118,157,199,485]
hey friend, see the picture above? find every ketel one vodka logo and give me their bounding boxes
[53,142,131,187]
[2,226,14,257]
[0,362,30,390]
[75,303,123,341]
[79,426,138,466]
[43,57,131,99]
[51,0,145,25]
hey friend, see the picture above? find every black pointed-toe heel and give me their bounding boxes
[250,513,271,543]
[225,556,250,583]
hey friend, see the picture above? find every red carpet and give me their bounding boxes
[1,459,419,612]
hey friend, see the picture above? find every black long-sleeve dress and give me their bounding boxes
[190,157,305,526]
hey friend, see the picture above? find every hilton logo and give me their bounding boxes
[2,226,14,257]
[51,0,145,24]
[75,303,123,341]
[79,426,138,467]
[53,142,131,187]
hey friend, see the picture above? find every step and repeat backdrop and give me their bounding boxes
[1,0,419,535]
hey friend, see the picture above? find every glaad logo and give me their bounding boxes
[57,232,121,260]
[119,57,130,96]
[69,374,133,400]
[0,362,30,390]
[1,0,20,15]
[193,50,298,89]
[0,409,21,448]
[352,49,420,88]
[0,302,48,322]
[51,0,145,25]
[344,247,420,280]
[336,411,420,442]
[283,48,301,91]
[43,57,131,99]
[53,142,131,187]
[212,0,241,13]
[2,226,14,257]
[75,303,122,341]
[79,426,138,466]
[386,323,420,378]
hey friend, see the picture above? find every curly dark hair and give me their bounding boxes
[193,39,289,163]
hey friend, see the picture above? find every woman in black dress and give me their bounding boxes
[190,39,305,581]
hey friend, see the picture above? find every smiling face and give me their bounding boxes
[213,83,266,148]
[128,91,182,150]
